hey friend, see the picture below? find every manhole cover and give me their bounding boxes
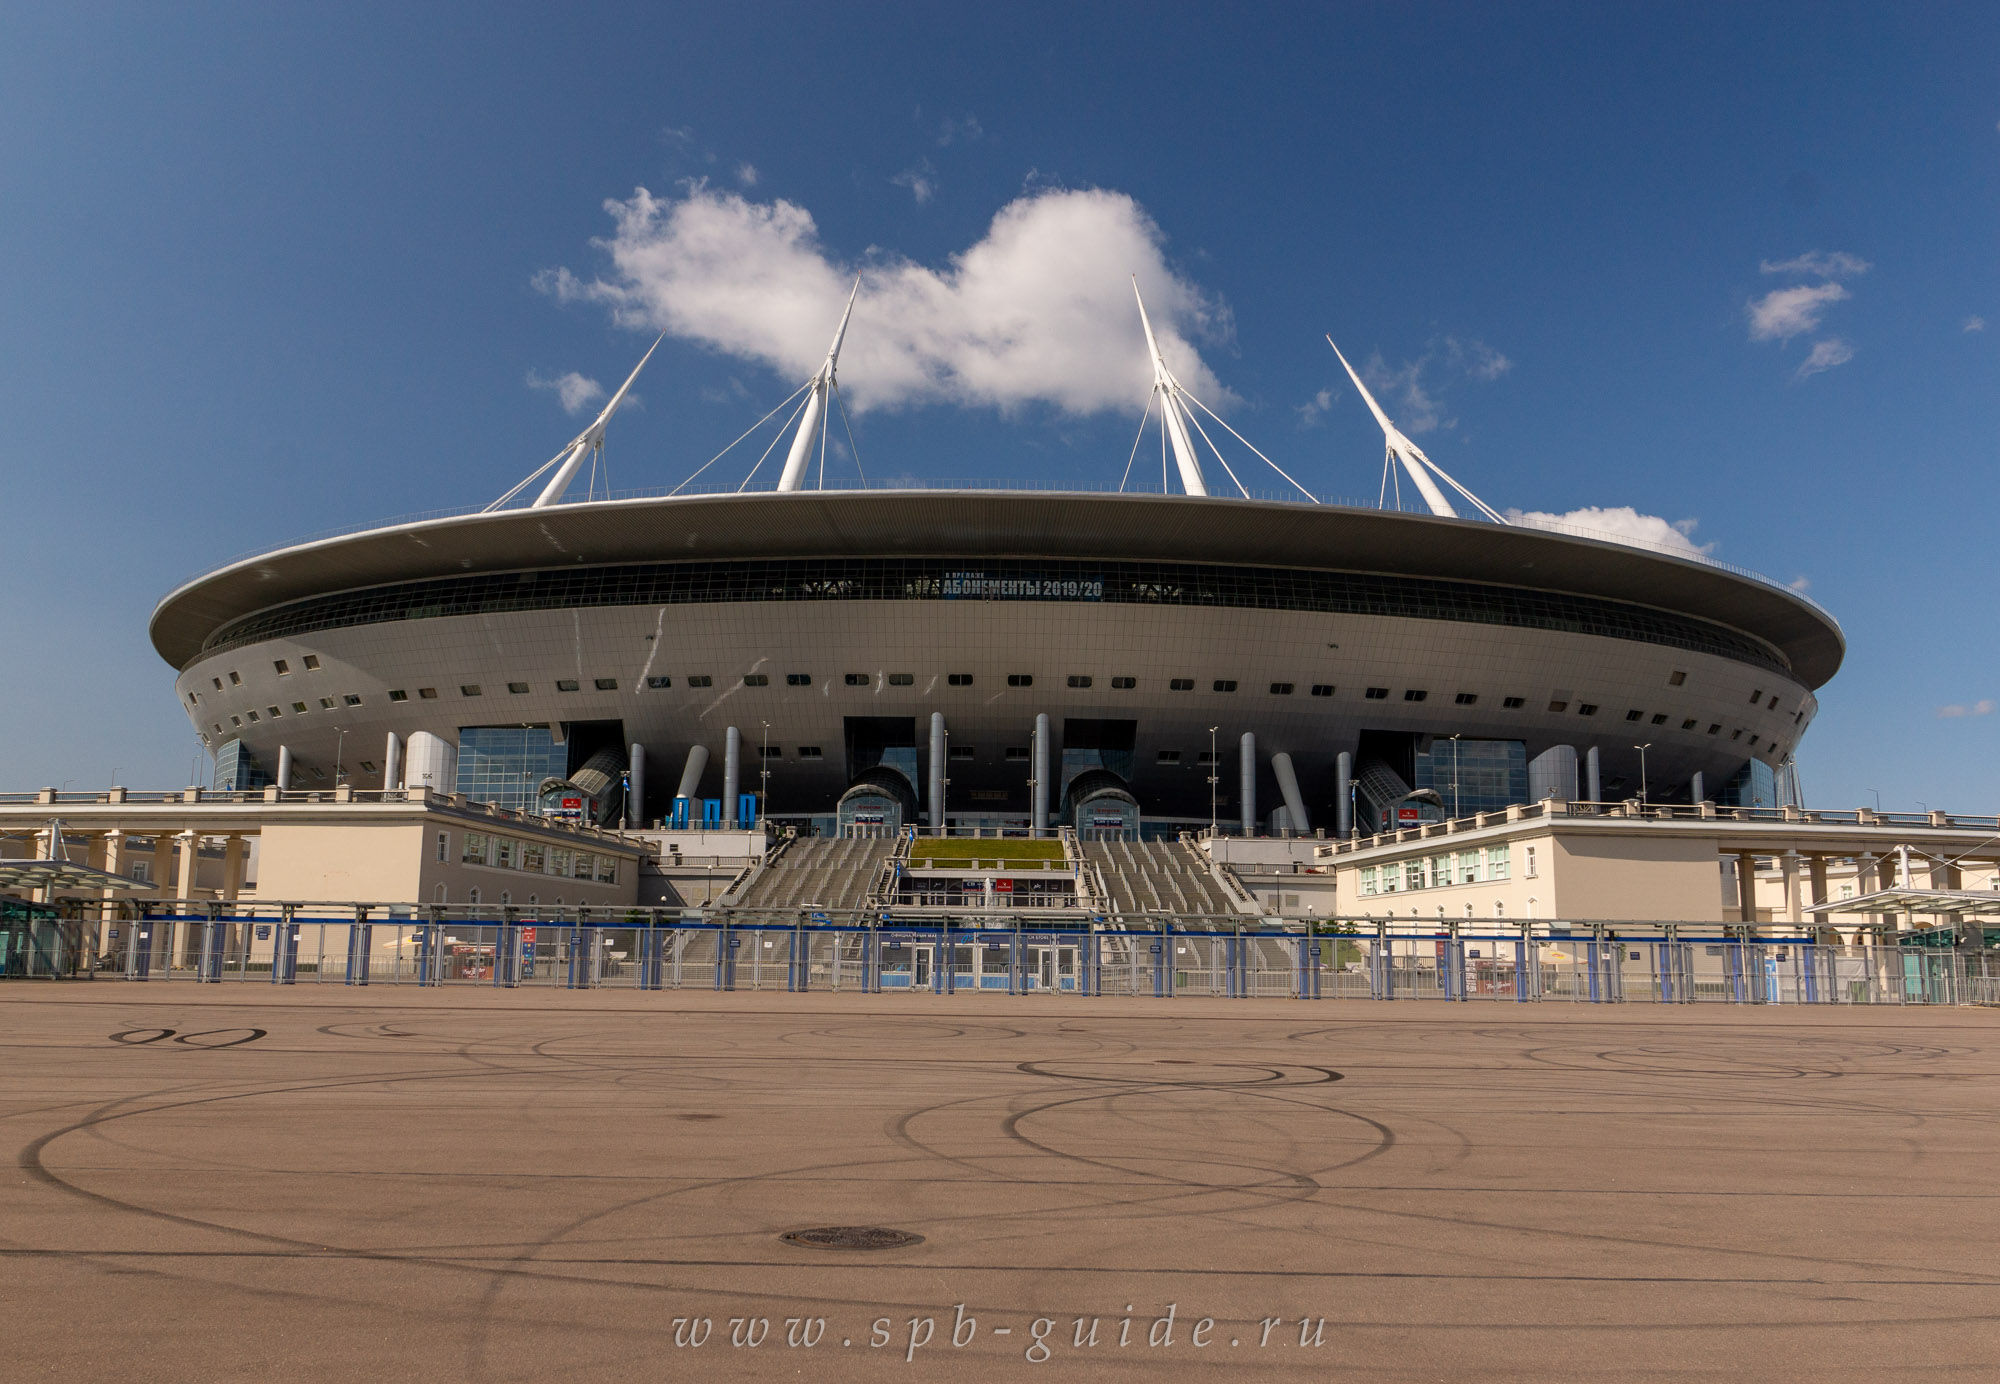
[780,1226,924,1251]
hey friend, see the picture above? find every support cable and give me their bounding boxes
[1178,403,1251,499]
[832,382,867,488]
[1180,390,1320,504]
[1117,393,1154,494]
[670,380,814,496]
[734,392,815,493]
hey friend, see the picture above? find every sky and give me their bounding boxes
[0,2,1995,810]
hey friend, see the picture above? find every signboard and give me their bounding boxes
[561,797,582,811]
[1090,813,1126,827]
[852,810,885,825]
[993,879,1014,893]
[255,924,271,941]
[521,927,537,945]
[1397,806,1421,824]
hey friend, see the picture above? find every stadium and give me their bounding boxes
[150,293,1843,841]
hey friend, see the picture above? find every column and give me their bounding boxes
[1335,751,1353,839]
[382,733,403,792]
[1690,770,1705,805]
[675,743,708,802]
[1735,851,1760,925]
[173,830,200,967]
[276,744,293,792]
[221,835,247,902]
[1808,854,1831,939]
[722,727,741,826]
[1780,850,1803,924]
[1272,752,1310,834]
[97,830,125,951]
[1585,746,1602,803]
[627,742,646,828]
[1239,731,1256,836]
[928,712,946,830]
[1032,713,1051,837]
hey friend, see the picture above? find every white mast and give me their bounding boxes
[1133,279,1207,497]
[529,334,664,508]
[1326,336,1508,524]
[776,277,860,493]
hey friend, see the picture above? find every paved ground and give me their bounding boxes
[2,986,1995,1382]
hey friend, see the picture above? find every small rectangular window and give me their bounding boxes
[644,677,669,689]
[1197,751,1219,766]
[785,673,810,686]
[845,673,869,686]
[1111,676,1136,689]
[302,655,320,670]
[1310,684,1335,697]
[1681,718,1698,730]
[1170,678,1194,691]
[1767,695,1779,710]
[1749,689,1763,703]
[187,691,199,706]
[1366,687,1389,700]
[418,687,438,700]
[949,745,975,761]
[1547,700,1568,713]
[228,671,242,686]
[319,697,335,710]
[1213,680,1237,692]
[461,685,482,697]
[213,677,223,690]
[1669,670,1687,686]
[292,701,308,714]
[1269,682,1294,695]
[273,659,290,675]
[1067,675,1092,688]
[1008,674,1033,687]
[388,689,408,702]
[595,678,618,691]
[556,679,580,692]
[758,745,781,757]
[1731,729,1743,741]
[1404,689,1426,702]
[1651,713,1668,725]
[746,674,774,687]
[1578,703,1597,716]
[1004,746,1030,761]
[436,832,448,862]
[687,675,712,688]
[462,832,489,865]
[1454,692,1477,705]
[888,672,913,686]
[267,705,282,718]
[797,746,823,759]
[1625,709,1643,721]
[1503,696,1525,708]
[359,760,376,774]
[510,682,532,694]
[245,710,259,722]
[1157,749,1182,763]
[1707,723,1721,735]
[948,673,973,686]
[1748,735,1759,747]
[343,694,362,706]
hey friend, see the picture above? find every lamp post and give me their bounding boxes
[1447,734,1462,819]
[1207,726,1220,837]
[1633,743,1651,806]
[334,727,348,786]
[759,721,770,824]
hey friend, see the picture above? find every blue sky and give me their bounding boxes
[1,2,1994,809]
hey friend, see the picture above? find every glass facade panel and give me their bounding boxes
[1414,739,1529,816]
[456,726,567,812]
[212,739,270,792]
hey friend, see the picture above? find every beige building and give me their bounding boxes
[1316,798,2000,932]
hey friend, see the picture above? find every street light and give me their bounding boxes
[1207,726,1220,837]
[1633,743,1651,805]
[1447,734,1462,819]
[759,721,771,825]
[334,727,349,785]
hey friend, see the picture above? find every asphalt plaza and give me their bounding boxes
[2,986,1995,1382]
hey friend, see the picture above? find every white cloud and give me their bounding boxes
[525,368,606,416]
[1747,282,1849,341]
[1759,250,1870,279]
[891,161,936,204]
[540,183,1232,414]
[1295,386,1337,427]
[1445,335,1513,381]
[1794,337,1855,379]
[735,162,759,187]
[1506,506,1714,558]
[1937,700,1997,719]
[936,115,983,147]
[1965,315,1987,333]
[1787,575,1811,592]
[1355,335,1510,434]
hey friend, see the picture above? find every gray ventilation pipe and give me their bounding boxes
[1032,713,1050,835]
[929,712,946,828]
[1239,732,1256,836]
[627,743,645,827]
[382,733,402,792]
[1335,750,1352,838]
[1272,751,1311,834]
[676,744,709,802]
[1586,745,1602,803]
[276,744,293,793]
[1691,770,1706,805]
[723,727,741,825]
